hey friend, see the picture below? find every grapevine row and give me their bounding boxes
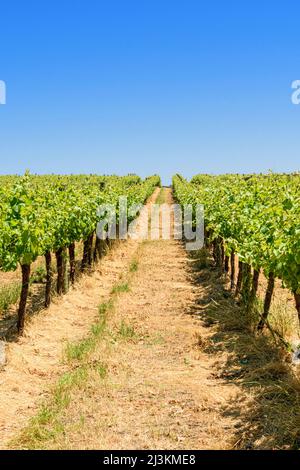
[173,173,300,331]
[0,173,160,334]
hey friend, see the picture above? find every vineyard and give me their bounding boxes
[0,173,160,334]
[1,173,300,450]
[173,173,300,339]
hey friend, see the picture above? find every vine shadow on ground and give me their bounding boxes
[186,247,300,450]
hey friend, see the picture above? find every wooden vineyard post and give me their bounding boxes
[257,272,275,331]
[17,264,31,335]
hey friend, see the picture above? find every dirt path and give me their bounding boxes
[5,188,242,450]
[1,187,299,450]
[76,189,238,450]
[73,235,238,449]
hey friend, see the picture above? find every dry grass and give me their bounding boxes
[11,239,237,449]
[3,187,300,450]
[228,255,299,341]
[190,248,300,449]
[0,243,82,339]
[0,188,161,448]
[0,282,21,316]
[7,189,239,450]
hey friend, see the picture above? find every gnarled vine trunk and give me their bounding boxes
[81,238,90,272]
[230,251,235,289]
[235,261,244,296]
[87,232,94,266]
[220,240,225,268]
[63,247,68,294]
[56,248,64,295]
[82,233,94,271]
[45,251,52,308]
[257,272,275,331]
[94,237,107,262]
[241,263,252,303]
[213,239,222,267]
[69,243,76,285]
[17,264,31,335]
[248,268,260,309]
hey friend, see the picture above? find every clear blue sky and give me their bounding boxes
[0,1,299,184]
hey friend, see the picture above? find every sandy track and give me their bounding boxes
[68,238,238,449]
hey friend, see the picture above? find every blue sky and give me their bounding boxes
[0,1,299,184]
